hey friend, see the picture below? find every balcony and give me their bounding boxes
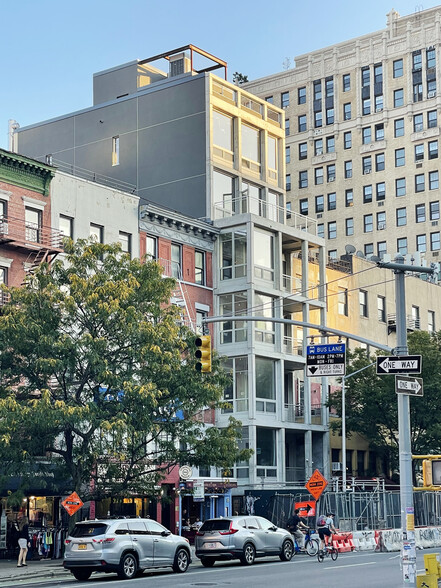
[283,403,304,423]
[387,313,420,332]
[214,193,285,223]
[283,336,304,356]
[285,466,304,483]
[0,216,63,254]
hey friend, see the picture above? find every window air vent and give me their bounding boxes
[416,163,423,168]
[432,220,439,226]
[317,213,323,218]
[433,251,439,257]
[378,201,385,207]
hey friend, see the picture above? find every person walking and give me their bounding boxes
[17,516,29,567]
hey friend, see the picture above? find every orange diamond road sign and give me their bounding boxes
[61,492,84,516]
[305,469,328,501]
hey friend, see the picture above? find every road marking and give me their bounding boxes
[325,561,376,569]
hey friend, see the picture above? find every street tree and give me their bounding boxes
[329,331,441,479]
[232,72,249,85]
[0,239,250,499]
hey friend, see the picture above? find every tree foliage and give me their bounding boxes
[0,239,250,498]
[232,72,249,85]
[329,331,441,478]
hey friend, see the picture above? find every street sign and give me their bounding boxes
[306,343,346,377]
[376,355,421,375]
[305,469,328,501]
[61,492,84,516]
[395,375,423,397]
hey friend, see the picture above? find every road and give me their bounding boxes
[3,549,437,588]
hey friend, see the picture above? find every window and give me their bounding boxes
[265,96,273,104]
[298,87,306,104]
[345,218,354,236]
[429,141,438,159]
[213,110,233,157]
[338,288,348,316]
[343,74,351,91]
[90,222,103,244]
[327,192,336,210]
[281,91,289,108]
[317,223,324,238]
[220,229,247,280]
[298,171,307,189]
[376,153,385,172]
[344,131,352,149]
[343,103,351,120]
[377,211,386,230]
[170,243,182,278]
[415,144,424,162]
[413,50,422,70]
[255,294,275,344]
[241,123,260,168]
[298,143,307,160]
[374,64,383,84]
[195,250,205,285]
[314,138,323,155]
[376,182,386,201]
[413,83,423,102]
[223,357,248,413]
[256,359,276,413]
[325,77,334,97]
[375,95,384,112]
[213,170,234,212]
[362,98,371,115]
[414,114,423,132]
[430,171,439,190]
[0,267,7,287]
[315,195,324,213]
[25,207,42,243]
[286,201,291,220]
[284,119,290,136]
[431,232,441,251]
[393,59,403,78]
[377,296,386,322]
[395,148,405,167]
[427,48,436,69]
[364,243,374,256]
[415,174,425,193]
[298,114,307,132]
[394,89,404,107]
[327,164,336,182]
[314,111,323,128]
[256,427,277,472]
[428,310,436,333]
[315,167,323,185]
[313,80,322,100]
[396,207,407,226]
[397,237,408,254]
[219,292,247,344]
[361,67,370,87]
[428,110,437,128]
[362,127,371,144]
[284,146,290,164]
[254,229,274,281]
[416,234,427,252]
[299,199,308,216]
[364,214,373,232]
[345,189,353,207]
[328,221,337,239]
[344,161,352,179]
[396,178,406,197]
[394,118,404,137]
[286,174,291,191]
[119,231,131,256]
[59,215,73,238]
[415,204,426,223]
[430,201,440,220]
[363,185,373,203]
[112,136,120,165]
[146,236,157,260]
[326,108,334,125]
[375,123,384,141]
[326,136,335,153]
[363,156,372,174]
[378,241,387,259]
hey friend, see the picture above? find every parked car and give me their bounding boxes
[195,515,294,567]
[63,518,191,581]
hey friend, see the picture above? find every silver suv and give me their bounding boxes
[195,515,293,566]
[63,518,191,581]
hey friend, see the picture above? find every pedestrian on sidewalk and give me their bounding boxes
[17,516,29,567]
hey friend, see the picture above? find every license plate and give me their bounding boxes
[78,544,87,550]
[205,542,218,549]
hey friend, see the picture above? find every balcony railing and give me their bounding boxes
[285,466,304,483]
[0,216,63,251]
[282,274,319,297]
[283,336,304,356]
[283,403,305,423]
[213,194,285,223]
[387,313,420,331]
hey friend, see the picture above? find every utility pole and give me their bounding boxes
[378,257,434,587]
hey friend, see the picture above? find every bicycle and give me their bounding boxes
[317,542,338,563]
[292,528,319,556]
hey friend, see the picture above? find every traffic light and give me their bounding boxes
[423,459,441,487]
[195,335,211,372]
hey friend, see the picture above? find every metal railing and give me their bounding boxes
[0,216,63,250]
[282,274,319,297]
[283,403,304,423]
[213,193,285,223]
[282,336,304,356]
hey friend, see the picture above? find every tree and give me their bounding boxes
[232,72,249,85]
[0,239,250,499]
[329,331,441,479]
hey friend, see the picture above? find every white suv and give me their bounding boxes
[63,518,191,581]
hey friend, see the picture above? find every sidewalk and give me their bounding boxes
[0,557,69,585]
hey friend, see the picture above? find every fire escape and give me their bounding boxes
[159,258,196,332]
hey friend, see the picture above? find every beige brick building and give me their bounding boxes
[245,6,441,266]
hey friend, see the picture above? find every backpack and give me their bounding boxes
[316,515,326,527]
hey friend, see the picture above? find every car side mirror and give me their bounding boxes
[270,525,278,531]
[161,530,171,536]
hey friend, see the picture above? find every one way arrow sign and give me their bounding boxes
[376,355,422,375]
[395,375,423,396]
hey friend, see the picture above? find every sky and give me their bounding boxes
[2,0,441,149]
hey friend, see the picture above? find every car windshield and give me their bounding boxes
[70,523,109,537]
[200,519,231,532]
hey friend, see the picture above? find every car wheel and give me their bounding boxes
[117,552,138,579]
[173,548,190,573]
[72,569,92,581]
[240,542,256,565]
[279,539,294,561]
[200,557,215,567]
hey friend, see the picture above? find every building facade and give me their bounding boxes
[245,7,441,265]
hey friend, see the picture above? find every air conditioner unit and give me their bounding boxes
[345,114,351,120]
[329,176,335,182]
[416,162,423,168]
[332,462,343,472]
[428,91,436,98]
[376,107,383,113]
[378,223,386,230]
[316,149,323,155]
[365,168,371,174]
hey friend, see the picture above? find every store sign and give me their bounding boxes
[193,482,205,502]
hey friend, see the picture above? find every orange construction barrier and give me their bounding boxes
[332,532,355,552]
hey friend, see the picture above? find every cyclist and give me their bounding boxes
[318,512,336,552]
[286,508,309,550]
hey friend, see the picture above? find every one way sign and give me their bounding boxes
[376,355,422,375]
